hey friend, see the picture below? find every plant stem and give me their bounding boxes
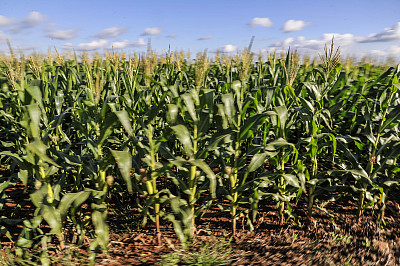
[231,113,242,235]
[148,124,161,245]
[189,121,198,231]
[278,155,287,226]
[306,155,318,226]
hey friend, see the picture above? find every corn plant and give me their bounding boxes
[1,44,400,259]
[166,86,217,237]
[333,66,400,223]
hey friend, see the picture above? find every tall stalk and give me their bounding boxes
[147,124,162,244]
[358,86,396,223]
[189,121,198,229]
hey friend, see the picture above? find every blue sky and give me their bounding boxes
[1,0,400,59]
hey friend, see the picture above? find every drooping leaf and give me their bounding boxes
[114,110,133,137]
[182,93,197,122]
[111,150,133,194]
[283,174,300,188]
[221,93,235,125]
[239,113,268,142]
[247,152,268,173]
[58,191,91,222]
[171,125,193,157]
[25,140,60,167]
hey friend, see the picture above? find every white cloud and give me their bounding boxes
[198,35,212,40]
[360,22,400,43]
[24,11,46,27]
[0,15,15,27]
[271,37,295,48]
[258,37,273,41]
[388,45,400,54]
[249,17,273,28]
[106,38,147,50]
[133,38,146,47]
[77,39,108,51]
[95,26,128,39]
[368,49,388,58]
[62,43,74,50]
[271,33,357,50]
[14,45,37,51]
[166,34,176,38]
[222,44,237,53]
[111,40,130,49]
[369,45,400,58]
[10,11,46,33]
[281,20,310,33]
[141,27,162,36]
[47,29,77,40]
[254,48,268,54]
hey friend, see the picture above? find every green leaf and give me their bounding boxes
[383,180,399,187]
[198,111,211,136]
[283,174,300,188]
[198,130,233,158]
[265,138,295,151]
[201,89,214,111]
[26,86,43,108]
[167,104,179,124]
[366,67,394,90]
[0,182,11,194]
[98,113,117,146]
[275,105,288,130]
[91,208,109,251]
[165,196,193,247]
[58,191,91,222]
[303,82,321,102]
[168,172,191,195]
[239,113,268,142]
[0,225,13,242]
[221,93,235,125]
[111,150,133,194]
[380,104,400,132]
[25,140,60,167]
[247,152,268,173]
[182,93,197,122]
[30,187,47,208]
[298,97,314,113]
[349,169,369,179]
[26,104,41,139]
[0,151,26,169]
[171,125,193,157]
[42,205,61,234]
[188,159,216,198]
[114,110,133,137]
[336,140,361,167]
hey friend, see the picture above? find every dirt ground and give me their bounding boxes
[98,197,400,265]
[1,186,400,265]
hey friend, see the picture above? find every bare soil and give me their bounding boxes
[1,186,400,265]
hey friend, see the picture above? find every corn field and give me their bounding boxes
[0,42,399,263]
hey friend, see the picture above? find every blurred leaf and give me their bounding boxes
[171,125,193,157]
[58,191,91,222]
[221,93,235,125]
[380,105,400,132]
[111,150,133,194]
[25,140,60,167]
[247,152,268,173]
[114,110,133,137]
[182,93,197,122]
